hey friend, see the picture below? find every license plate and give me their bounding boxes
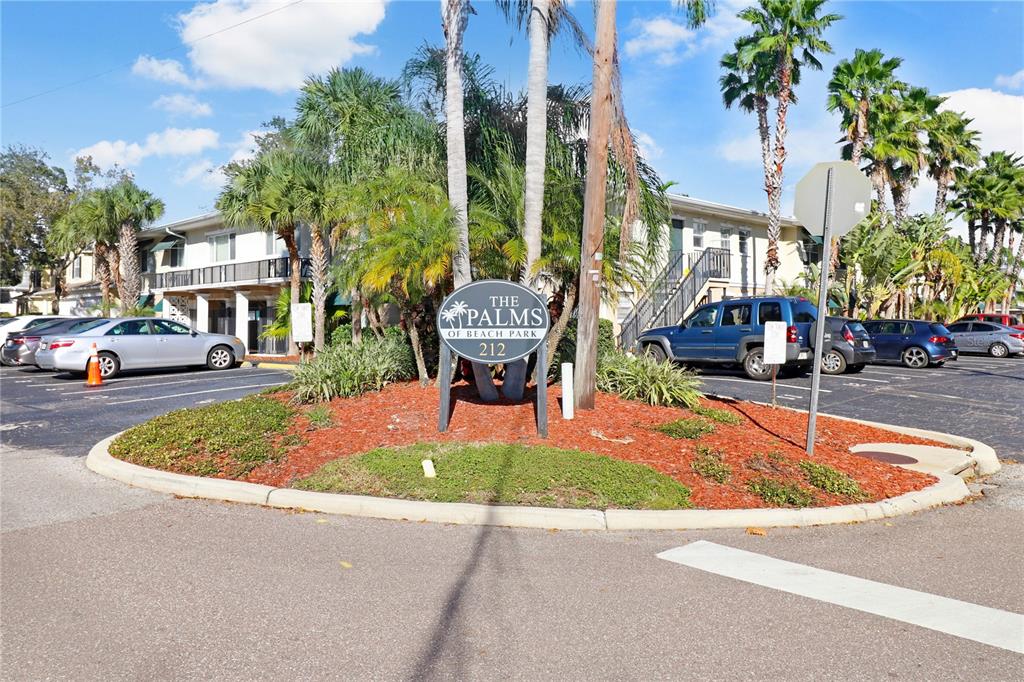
[861,340,870,347]
[798,351,809,360]
[951,350,957,358]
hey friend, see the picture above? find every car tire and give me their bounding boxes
[743,348,772,381]
[989,342,1009,358]
[821,349,847,375]
[901,346,930,369]
[97,352,119,379]
[848,363,865,373]
[207,345,236,370]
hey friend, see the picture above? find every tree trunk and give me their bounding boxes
[1006,234,1024,312]
[764,60,792,296]
[281,227,301,356]
[891,182,910,224]
[118,223,141,312]
[94,243,112,317]
[310,225,329,353]
[366,302,385,338]
[851,99,868,168]
[442,0,471,289]
[544,280,578,378]
[573,0,616,411]
[978,211,991,263]
[933,169,951,215]
[967,218,977,258]
[521,0,550,287]
[106,243,125,314]
[989,219,1007,266]
[403,308,430,386]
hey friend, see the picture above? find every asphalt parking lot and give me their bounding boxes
[0,364,293,455]
[692,353,1024,462]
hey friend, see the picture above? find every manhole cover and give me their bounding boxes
[853,450,918,465]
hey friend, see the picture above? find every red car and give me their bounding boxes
[955,313,1024,332]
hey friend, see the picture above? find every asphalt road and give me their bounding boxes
[1,362,1023,680]
[693,353,1024,462]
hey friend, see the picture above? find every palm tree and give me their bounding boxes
[886,87,941,223]
[926,110,980,215]
[826,48,903,168]
[441,0,473,289]
[734,0,841,292]
[105,180,165,314]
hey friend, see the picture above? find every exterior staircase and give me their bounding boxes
[618,247,731,351]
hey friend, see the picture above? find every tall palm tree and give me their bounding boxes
[733,0,841,292]
[826,48,903,168]
[926,110,980,215]
[105,180,165,314]
[886,87,941,223]
[441,0,473,289]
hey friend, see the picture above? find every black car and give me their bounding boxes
[821,317,874,374]
[1,317,105,367]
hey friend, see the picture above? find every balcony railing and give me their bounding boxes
[143,257,312,290]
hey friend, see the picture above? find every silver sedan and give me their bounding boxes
[35,317,247,378]
[945,320,1024,358]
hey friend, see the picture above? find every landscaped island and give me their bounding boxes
[109,381,945,511]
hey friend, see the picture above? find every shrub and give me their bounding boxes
[596,350,703,408]
[552,318,616,371]
[657,417,715,440]
[292,331,416,403]
[747,477,815,507]
[330,323,353,347]
[691,404,743,425]
[691,445,731,483]
[799,460,866,498]
[109,395,295,476]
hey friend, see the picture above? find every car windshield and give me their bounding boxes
[0,318,15,327]
[22,318,67,334]
[847,322,867,334]
[930,323,951,335]
[68,319,107,333]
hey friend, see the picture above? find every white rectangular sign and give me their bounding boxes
[291,302,313,343]
[763,320,787,365]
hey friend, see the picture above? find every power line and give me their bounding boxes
[2,0,307,108]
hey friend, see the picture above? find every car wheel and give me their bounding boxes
[821,349,847,375]
[207,345,236,370]
[901,346,929,369]
[989,342,1009,358]
[848,363,865,373]
[743,348,772,381]
[97,352,119,379]
[643,343,668,363]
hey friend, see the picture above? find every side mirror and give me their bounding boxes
[191,331,198,337]
[678,320,687,330]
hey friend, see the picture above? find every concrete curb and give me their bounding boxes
[87,432,974,531]
[703,393,1001,477]
[242,361,298,372]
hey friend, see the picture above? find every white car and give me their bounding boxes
[35,317,247,379]
[0,315,69,349]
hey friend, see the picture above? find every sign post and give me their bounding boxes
[793,161,872,455]
[436,280,551,437]
[763,321,787,407]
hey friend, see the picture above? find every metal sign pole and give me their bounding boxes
[438,344,452,433]
[806,167,835,455]
[771,364,777,407]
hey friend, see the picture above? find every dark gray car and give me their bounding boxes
[945,321,1024,357]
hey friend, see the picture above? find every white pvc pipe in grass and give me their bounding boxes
[561,362,574,420]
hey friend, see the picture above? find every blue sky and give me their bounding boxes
[3,0,1022,226]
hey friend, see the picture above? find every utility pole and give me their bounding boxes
[573,0,616,410]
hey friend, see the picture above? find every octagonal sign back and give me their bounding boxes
[794,161,873,238]
[436,280,550,364]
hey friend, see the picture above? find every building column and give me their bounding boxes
[195,294,210,332]
[234,290,249,353]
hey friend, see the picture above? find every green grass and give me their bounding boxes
[799,460,866,499]
[747,477,815,507]
[294,442,693,510]
[656,417,715,440]
[691,404,743,425]
[109,395,297,477]
[306,405,333,429]
[691,445,732,483]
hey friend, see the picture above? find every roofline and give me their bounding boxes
[667,192,801,228]
[141,211,222,236]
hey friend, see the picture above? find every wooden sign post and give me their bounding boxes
[436,280,551,437]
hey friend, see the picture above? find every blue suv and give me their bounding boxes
[861,319,958,368]
[638,296,831,380]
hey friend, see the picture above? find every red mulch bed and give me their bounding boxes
[244,381,945,509]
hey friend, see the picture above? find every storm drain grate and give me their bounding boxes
[852,450,919,465]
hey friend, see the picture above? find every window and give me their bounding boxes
[879,321,901,334]
[69,319,107,333]
[107,320,152,336]
[721,303,751,326]
[902,322,915,335]
[947,323,969,333]
[692,221,706,249]
[669,218,684,252]
[266,231,277,256]
[152,319,192,335]
[208,233,236,262]
[686,306,718,328]
[169,241,184,268]
[758,302,783,324]
[138,248,155,274]
[72,257,82,279]
[719,227,733,251]
[972,323,997,333]
[792,301,817,324]
[738,230,750,255]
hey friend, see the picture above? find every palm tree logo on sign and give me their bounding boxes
[440,300,469,329]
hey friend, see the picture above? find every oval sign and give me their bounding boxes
[436,280,550,364]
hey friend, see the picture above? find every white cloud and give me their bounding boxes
[939,88,1024,156]
[227,130,262,164]
[625,1,746,66]
[176,0,387,93]
[635,131,663,161]
[75,128,220,168]
[176,159,226,189]
[994,69,1024,90]
[152,93,213,117]
[718,114,843,167]
[132,56,198,88]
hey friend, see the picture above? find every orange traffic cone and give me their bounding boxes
[86,342,103,387]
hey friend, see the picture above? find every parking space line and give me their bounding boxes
[658,541,1024,654]
[104,382,284,405]
[54,372,285,397]
[700,377,831,393]
[838,376,888,383]
[27,368,229,389]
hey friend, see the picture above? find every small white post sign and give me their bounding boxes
[763,321,788,365]
[291,302,313,344]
